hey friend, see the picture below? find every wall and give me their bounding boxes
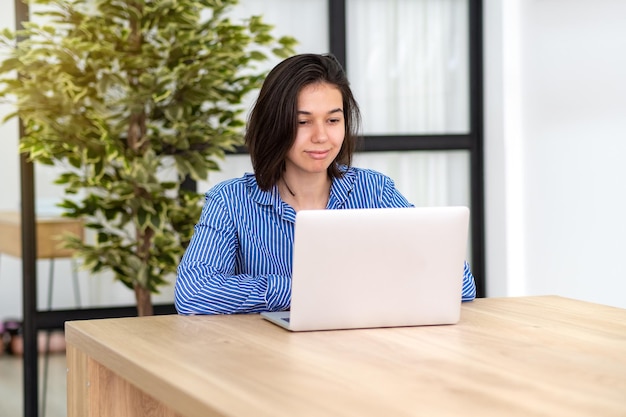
[484,0,626,308]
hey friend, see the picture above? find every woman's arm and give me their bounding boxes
[175,192,291,315]
[461,260,477,301]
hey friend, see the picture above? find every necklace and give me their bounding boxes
[282,178,296,196]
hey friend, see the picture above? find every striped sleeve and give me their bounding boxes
[175,190,291,315]
[380,176,414,208]
[461,260,477,301]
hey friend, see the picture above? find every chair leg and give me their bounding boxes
[41,330,51,417]
[40,258,55,417]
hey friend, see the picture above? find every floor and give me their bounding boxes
[0,352,67,417]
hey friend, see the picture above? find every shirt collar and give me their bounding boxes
[244,165,356,213]
[328,165,355,209]
[245,172,293,220]
[245,172,274,206]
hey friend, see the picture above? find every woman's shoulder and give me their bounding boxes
[337,166,411,208]
[342,166,395,185]
[205,173,275,208]
[349,166,391,178]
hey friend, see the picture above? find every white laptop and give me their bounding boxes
[261,206,470,331]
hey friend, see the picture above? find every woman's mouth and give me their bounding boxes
[306,150,330,160]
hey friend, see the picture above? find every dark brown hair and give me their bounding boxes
[245,53,362,190]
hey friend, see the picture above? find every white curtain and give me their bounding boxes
[347,0,469,135]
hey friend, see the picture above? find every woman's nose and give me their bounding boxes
[312,122,328,142]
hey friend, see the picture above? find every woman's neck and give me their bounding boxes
[280,174,331,211]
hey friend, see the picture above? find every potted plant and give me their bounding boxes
[0,0,296,315]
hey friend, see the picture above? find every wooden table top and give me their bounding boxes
[65,296,626,417]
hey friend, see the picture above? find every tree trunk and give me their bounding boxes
[134,284,153,316]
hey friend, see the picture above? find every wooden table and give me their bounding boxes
[65,296,626,417]
[0,211,83,258]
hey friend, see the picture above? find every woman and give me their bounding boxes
[175,54,476,315]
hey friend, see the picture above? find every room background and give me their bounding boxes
[1,0,625,324]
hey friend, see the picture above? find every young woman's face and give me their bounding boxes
[285,82,345,176]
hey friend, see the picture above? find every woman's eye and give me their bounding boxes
[328,118,340,124]
[298,120,309,125]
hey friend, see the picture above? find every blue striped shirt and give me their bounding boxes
[175,166,477,315]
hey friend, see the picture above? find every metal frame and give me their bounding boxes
[15,3,38,416]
